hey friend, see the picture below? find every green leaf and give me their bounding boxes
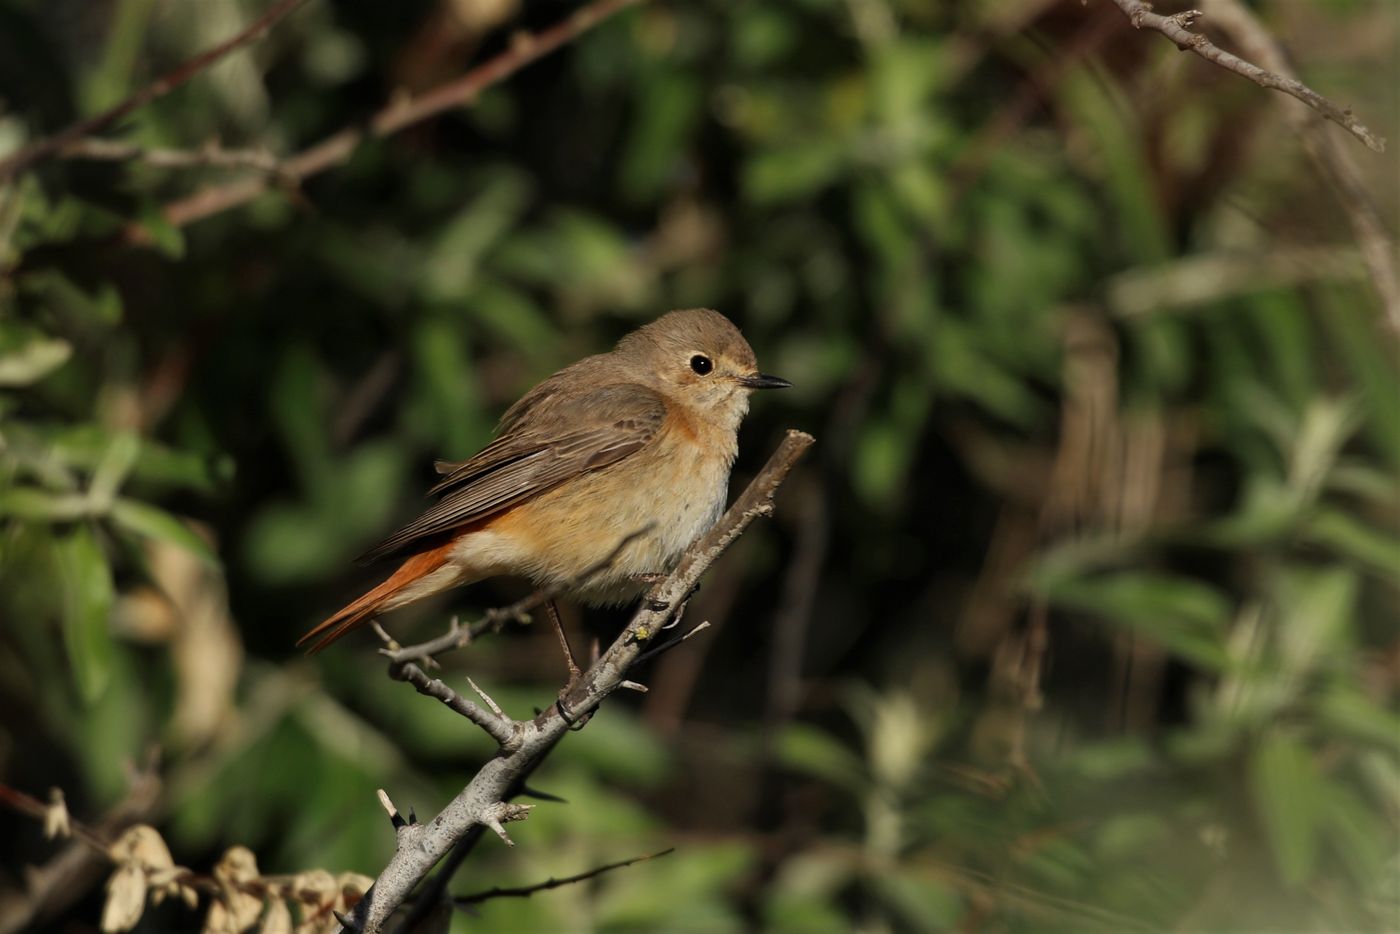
[873,871,963,931]
[776,724,866,794]
[0,487,89,521]
[136,201,186,259]
[109,499,216,564]
[1322,784,1390,888]
[54,525,115,702]
[1271,566,1357,678]
[0,322,71,386]
[1035,571,1232,670]
[88,431,140,507]
[1303,509,1400,585]
[1250,732,1321,885]
[745,141,846,205]
[1316,686,1400,752]
[619,68,702,203]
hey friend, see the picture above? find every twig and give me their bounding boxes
[453,848,675,905]
[633,620,710,665]
[374,643,521,750]
[127,0,647,243]
[55,138,288,175]
[341,429,814,934]
[1106,1,1385,154]
[1198,0,1400,335]
[0,784,110,853]
[1104,246,1365,318]
[0,0,310,180]
[392,660,523,750]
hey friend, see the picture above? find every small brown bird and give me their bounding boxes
[299,309,790,653]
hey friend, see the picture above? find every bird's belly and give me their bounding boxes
[460,435,731,604]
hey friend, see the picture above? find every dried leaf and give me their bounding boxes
[261,898,293,934]
[43,788,70,839]
[108,824,175,869]
[214,846,260,884]
[210,846,264,932]
[291,869,337,934]
[100,864,148,933]
[148,865,197,908]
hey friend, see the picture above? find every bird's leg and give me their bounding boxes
[546,599,581,686]
[546,599,592,728]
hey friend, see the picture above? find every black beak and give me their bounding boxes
[740,372,793,390]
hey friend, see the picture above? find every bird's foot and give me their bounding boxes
[632,573,701,613]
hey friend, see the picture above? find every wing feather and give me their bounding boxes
[357,382,666,563]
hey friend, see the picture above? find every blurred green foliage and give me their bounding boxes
[1,0,1397,931]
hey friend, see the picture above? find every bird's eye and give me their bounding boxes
[690,354,713,375]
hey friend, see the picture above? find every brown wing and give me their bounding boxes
[357,382,666,564]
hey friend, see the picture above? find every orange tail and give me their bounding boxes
[299,542,456,653]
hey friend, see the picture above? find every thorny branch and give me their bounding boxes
[342,430,814,934]
[371,629,522,750]
[1106,0,1385,154]
[0,0,311,180]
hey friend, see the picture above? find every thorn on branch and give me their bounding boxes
[376,789,407,831]
[518,786,568,804]
[467,676,506,719]
[1168,9,1202,30]
[635,620,712,665]
[480,802,534,847]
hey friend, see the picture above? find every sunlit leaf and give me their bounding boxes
[54,525,115,702]
[110,499,216,564]
[1036,571,1232,670]
[0,322,70,386]
[1303,509,1400,586]
[1250,732,1321,885]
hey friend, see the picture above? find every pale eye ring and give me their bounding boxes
[690,354,713,375]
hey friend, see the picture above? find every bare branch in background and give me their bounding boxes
[1104,246,1366,318]
[122,0,648,244]
[0,0,311,180]
[1197,0,1400,334]
[56,138,288,176]
[1106,0,1386,153]
[453,848,675,906]
[342,430,813,934]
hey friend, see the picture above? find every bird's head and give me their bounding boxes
[618,308,790,430]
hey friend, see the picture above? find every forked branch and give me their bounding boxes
[1107,0,1385,153]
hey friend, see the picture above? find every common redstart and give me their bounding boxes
[299,309,790,652]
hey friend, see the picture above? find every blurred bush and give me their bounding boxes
[0,0,1396,930]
